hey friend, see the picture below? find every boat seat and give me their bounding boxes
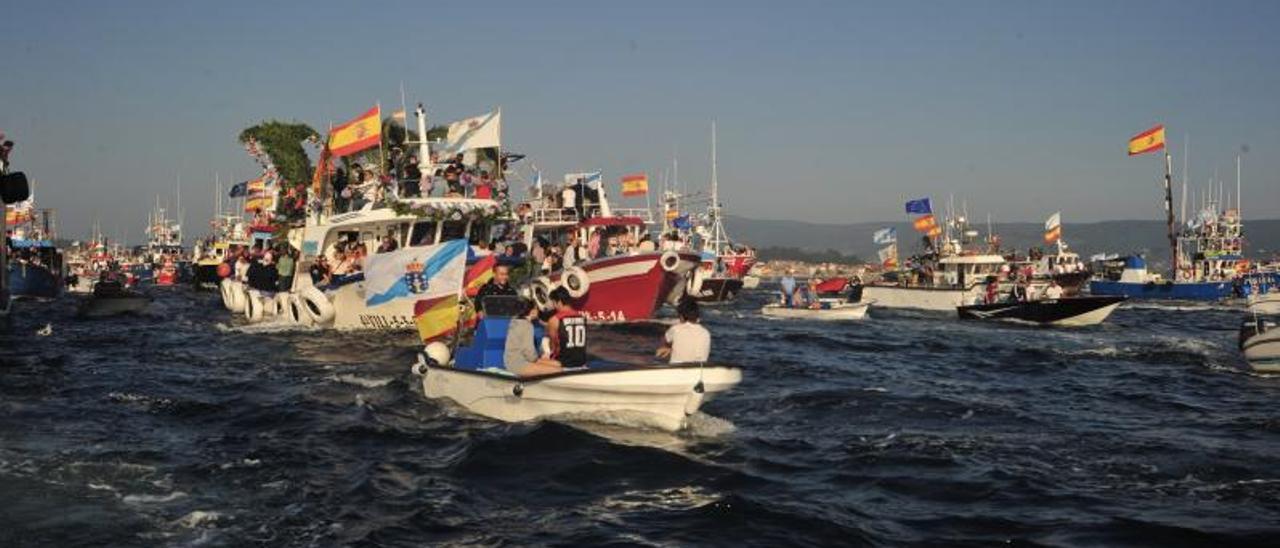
[454,296,544,371]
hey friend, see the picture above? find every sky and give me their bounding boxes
[2,0,1278,242]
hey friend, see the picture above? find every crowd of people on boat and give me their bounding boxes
[216,243,299,293]
[326,152,509,213]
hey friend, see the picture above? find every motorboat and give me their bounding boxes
[1248,288,1280,315]
[957,295,1126,326]
[78,279,150,318]
[410,306,742,432]
[761,299,870,320]
[1239,316,1280,373]
[863,208,1005,312]
[524,192,699,323]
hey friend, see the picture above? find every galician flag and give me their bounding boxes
[364,239,468,307]
[1044,211,1062,244]
[873,227,897,245]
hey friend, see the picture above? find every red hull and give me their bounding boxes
[548,252,698,323]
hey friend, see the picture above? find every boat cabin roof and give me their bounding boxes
[576,216,645,229]
[938,254,1006,265]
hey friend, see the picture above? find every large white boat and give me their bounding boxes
[864,207,1004,312]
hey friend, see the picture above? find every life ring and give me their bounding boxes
[216,262,232,279]
[245,290,265,323]
[563,267,591,298]
[228,281,248,313]
[531,276,555,310]
[660,250,681,272]
[287,294,312,326]
[300,285,335,324]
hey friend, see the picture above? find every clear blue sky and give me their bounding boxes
[2,0,1277,242]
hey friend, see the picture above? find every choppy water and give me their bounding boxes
[2,288,1278,546]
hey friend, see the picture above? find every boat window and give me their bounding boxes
[441,221,468,242]
[469,222,493,246]
[410,221,437,246]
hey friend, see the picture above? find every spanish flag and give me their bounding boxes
[464,255,497,298]
[1128,124,1165,156]
[329,105,382,157]
[621,173,648,197]
[913,214,938,234]
[414,294,461,342]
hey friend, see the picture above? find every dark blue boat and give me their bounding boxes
[7,239,63,299]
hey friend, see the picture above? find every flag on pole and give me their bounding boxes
[364,239,468,307]
[878,245,898,269]
[872,227,897,245]
[1128,124,1166,156]
[463,254,498,298]
[227,181,248,197]
[443,110,502,155]
[311,144,332,196]
[912,214,938,233]
[905,198,933,214]
[329,105,382,157]
[1044,211,1062,244]
[620,173,649,197]
[243,178,272,212]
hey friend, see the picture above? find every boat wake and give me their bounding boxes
[214,318,322,334]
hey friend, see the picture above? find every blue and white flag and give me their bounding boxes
[873,227,897,245]
[228,181,248,197]
[905,198,932,214]
[364,239,468,307]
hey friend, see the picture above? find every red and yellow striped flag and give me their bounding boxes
[464,255,497,298]
[620,173,648,197]
[414,294,460,342]
[1128,124,1165,156]
[912,214,938,234]
[329,105,382,157]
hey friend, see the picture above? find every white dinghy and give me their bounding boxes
[1240,316,1280,373]
[410,306,742,432]
[761,299,871,321]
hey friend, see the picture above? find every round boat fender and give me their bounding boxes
[299,286,335,325]
[531,277,555,310]
[244,290,265,323]
[229,281,248,314]
[216,262,232,279]
[659,250,681,273]
[425,341,451,366]
[563,267,591,298]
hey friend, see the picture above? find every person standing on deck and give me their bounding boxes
[276,247,295,292]
[779,269,798,307]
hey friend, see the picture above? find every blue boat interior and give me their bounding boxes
[454,296,544,371]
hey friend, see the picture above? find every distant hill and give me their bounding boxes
[725,215,1280,269]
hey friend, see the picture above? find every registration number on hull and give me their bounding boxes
[583,310,628,323]
[358,314,415,330]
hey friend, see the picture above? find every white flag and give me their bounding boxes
[1044,211,1061,231]
[443,110,502,155]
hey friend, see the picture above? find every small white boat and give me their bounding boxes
[1240,317,1280,373]
[1248,290,1280,315]
[413,354,741,432]
[741,275,761,289]
[760,299,871,320]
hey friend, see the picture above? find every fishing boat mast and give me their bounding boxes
[1163,151,1177,278]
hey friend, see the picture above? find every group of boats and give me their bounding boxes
[5,112,1279,432]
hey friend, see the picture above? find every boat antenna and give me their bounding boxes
[1236,153,1242,219]
[1180,133,1188,226]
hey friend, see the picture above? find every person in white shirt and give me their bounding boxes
[657,300,711,364]
[1043,280,1064,300]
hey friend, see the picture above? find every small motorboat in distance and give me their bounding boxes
[761,298,871,321]
[78,279,150,318]
[1239,316,1280,373]
[957,295,1126,327]
[411,296,742,432]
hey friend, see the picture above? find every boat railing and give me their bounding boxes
[611,208,654,224]
[526,206,580,225]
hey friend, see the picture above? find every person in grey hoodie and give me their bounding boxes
[504,299,562,377]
